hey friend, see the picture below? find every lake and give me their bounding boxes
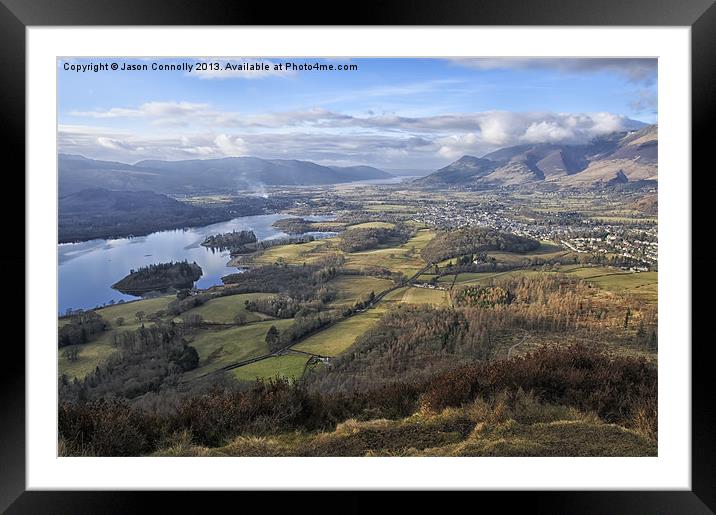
[58,213,336,314]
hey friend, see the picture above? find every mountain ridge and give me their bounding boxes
[59,154,392,195]
[415,125,657,189]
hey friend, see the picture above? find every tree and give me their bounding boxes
[176,345,200,371]
[62,348,80,362]
[116,317,125,326]
[478,329,496,362]
[135,311,146,322]
[234,312,247,326]
[58,311,108,348]
[181,313,203,328]
[636,320,646,340]
[265,325,281,351]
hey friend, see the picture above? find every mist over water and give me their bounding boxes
[58,213,335,314]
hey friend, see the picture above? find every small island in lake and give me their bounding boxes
[112,260,203,296]
[201,230,258,253]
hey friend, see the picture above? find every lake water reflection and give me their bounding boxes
[58,213,335,314]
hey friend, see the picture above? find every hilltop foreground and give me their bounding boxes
[60,345,656,457]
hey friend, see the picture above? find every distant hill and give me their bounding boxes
[60,188,188,215]
[59,155,392,195]
[58,188,232,243]
[416,156,498,186]
[415,125,658,189]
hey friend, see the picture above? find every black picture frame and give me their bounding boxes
[2,0,713,512]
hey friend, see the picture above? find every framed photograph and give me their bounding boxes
[4,0,714,512]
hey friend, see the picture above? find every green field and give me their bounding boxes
[487,242,572,264]
[244,229,434,277]
[561,267,657,300]
[401,286,450,306]
[58,340,119,379]
[292,285,410,357]
[293,309,385,356]
[94,295,175,322]
[183,293,275,324]
[381,287,407,304]
[327,275,395,307]
[434,242,571,269]
[347,221,396,229]
[310,220,347,228]
[404,229,436,251]
[249,238,338,265]
[437,272,506,284]
[344,248,423,275]
[231,353,309,382]
[58,295,176,380]
[444,265,658,302]
[186,318,295,378]
[344,229,434,276]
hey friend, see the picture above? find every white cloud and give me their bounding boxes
[70,102,215,127]
[59,109,645,169]
[64,103,645,139]
[96,137,137,151]
[522,121,574,143]
[214,134,248,155]
[432,111,643,159]
[477,113,514,145]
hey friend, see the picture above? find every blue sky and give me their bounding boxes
[58,57,657,169]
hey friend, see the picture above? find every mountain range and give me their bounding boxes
[59,125,657,195]
[58,155,393,196]
[415,125,657,189]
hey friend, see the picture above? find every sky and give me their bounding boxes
[58,57,657,170]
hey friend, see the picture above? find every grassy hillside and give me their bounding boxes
[326,276,395,307]
[231,353,310,382]
[401,286,450,306]
[58,295,175,379]
[182,293,276,324]
[185,318,295,379]
[347,221,396,229]
[293,310,384,356]
[563,267,657,301]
